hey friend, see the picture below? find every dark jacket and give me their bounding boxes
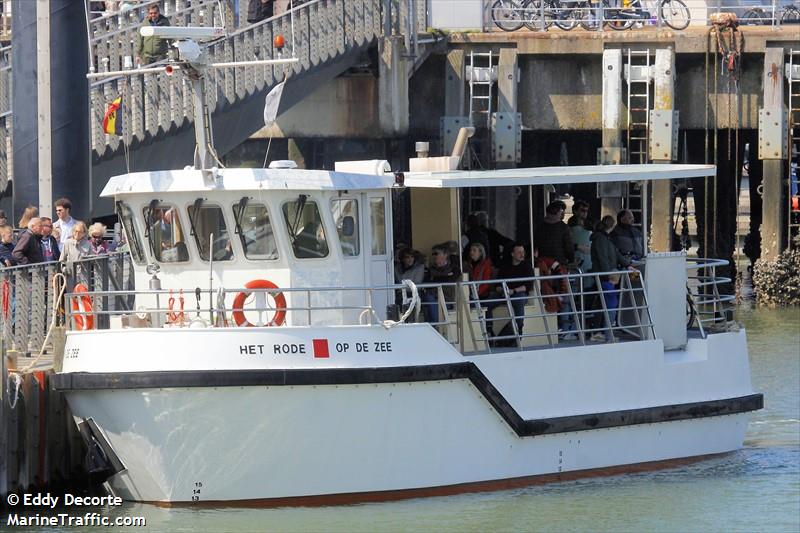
[40,235,60,263]
[534,220,575,265]
[136,14,171,63]
[425,260,462,303]
[0,241,15,266]
[12,230,44,265]
[591,230,630,274]
[610,223,644,259]
[497,260,535,293]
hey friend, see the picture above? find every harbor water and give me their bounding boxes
[8,306,800,532]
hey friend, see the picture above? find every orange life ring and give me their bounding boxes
[167,289,185,325]
[232,279,286,327]
[71,283,95,330]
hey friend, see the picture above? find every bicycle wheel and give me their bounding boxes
[522,0,553,30]
[492,0,525,31]
[742,8,766,25]
[578,0,607,30]
[605,6,635,30]
[781,6,800,24]
[659,0,690,30]
[552,1,578,30]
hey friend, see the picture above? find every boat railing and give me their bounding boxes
[54,266,654,355]
[685,257,736,335]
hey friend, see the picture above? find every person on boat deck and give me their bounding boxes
[485,243,534,347]
[12,218,44,265]
[568,200,593,276]
[534,200,575,268]
[422,244,461,323]
[610,209,644,260]
[0,210,8,227]
[0,225,16,267]
[395,248,425,285]
[39,217,60,263]
[590,216,632,342]
[135,3,171,66]
[463,214,490,257]
[17,205,38,231]
[476,212,514,267]
[467,242,493,301]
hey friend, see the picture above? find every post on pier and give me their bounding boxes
[492,48,520,170]
[759,48,788,261]
[650,47,679,252]
[441,49,468,156]
[378,36,409,136]
[599,49,625,218]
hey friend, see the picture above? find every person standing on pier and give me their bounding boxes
[53,198,78,247]
[39,217,60,263]
[136,3,171,66]
[12,217,44,265]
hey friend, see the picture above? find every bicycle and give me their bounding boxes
[742,3,800,25]
[604,0,691,30]
[521,0,580,31]
[491,0,526,31]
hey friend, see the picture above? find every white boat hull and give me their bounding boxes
[56,324,761,504]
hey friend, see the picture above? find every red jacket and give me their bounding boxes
[469,258,493,298]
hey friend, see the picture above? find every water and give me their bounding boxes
[9,307,800,532]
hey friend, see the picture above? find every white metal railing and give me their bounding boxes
[485,0,800,32]
[686,257,736,334]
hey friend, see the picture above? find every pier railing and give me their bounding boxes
[485,0,800,32]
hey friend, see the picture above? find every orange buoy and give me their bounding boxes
[273,34,286,50]
[71,283,95,330]
[232,279,287,327]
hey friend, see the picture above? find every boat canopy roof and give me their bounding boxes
[402,164,716,189]
[100,168,396,197]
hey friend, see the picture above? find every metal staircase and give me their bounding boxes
[788,49,800,249]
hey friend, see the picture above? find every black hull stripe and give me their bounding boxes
[52,365,764,437]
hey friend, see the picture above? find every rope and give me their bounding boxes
[359,280,420,329]
[1,278,9,319]
[6,372,21,410]
[12,273,67,376]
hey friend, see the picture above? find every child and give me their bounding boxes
[0,225,16,267]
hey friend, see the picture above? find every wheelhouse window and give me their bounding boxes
[331,198,359,257]
[115,201,145,265]
[187,201,233,261]
[232,200,278,260]
[369,197,387,255]
[143,202,189,263]
[282,196,329,259]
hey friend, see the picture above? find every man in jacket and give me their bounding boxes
[12,218,44,265]
[610,209,644,259]
[136,4,171,66]
[591,216,631,275]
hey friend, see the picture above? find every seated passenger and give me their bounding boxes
[395,248,425,285]
[467,243,493,301]
[422,244,462,323]
[485,243,534,347]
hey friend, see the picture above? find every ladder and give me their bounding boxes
[624,49,653,226]
[787,50,800,249]
[467,50,497,129]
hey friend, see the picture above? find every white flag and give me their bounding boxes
[263,80,286,127]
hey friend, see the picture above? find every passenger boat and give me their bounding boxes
[51,29,762,506]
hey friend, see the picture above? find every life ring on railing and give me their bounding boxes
[71,283,94,330]
[1,279,10,320]
[232,279,286,327]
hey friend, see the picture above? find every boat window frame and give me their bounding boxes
[186,199,235,263]
[114,201,145,265]
[232,198,280,262]
[281,196,330,260]
[330,197,360,259]
[142,200,191,264]
[369,196,387,256]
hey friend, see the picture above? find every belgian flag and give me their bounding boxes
[102,96,123,135]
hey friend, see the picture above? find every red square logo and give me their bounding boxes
[312,339,330,358]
